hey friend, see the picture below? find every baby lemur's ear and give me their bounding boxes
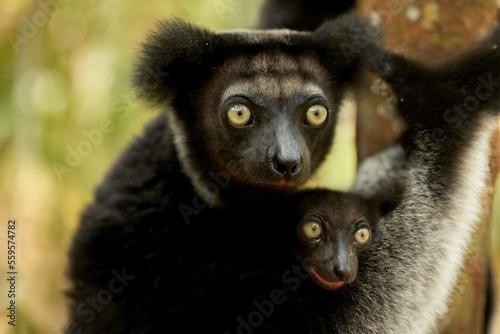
[132,19,223,106]
[372,181,405,217]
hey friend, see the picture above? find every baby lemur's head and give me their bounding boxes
[290,190,381,290]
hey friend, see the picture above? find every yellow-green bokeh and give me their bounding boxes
[0,1,498,334]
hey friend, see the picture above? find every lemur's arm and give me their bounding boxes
[341,24,500,334]
[353,23,500,198]
[371,22,500,130]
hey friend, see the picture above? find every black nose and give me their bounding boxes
[334,268,348,281]
[273,155,303,176]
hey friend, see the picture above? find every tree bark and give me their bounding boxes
[355,1,500,333]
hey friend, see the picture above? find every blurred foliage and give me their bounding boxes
[0,1,265,333]
[0,1,497,334]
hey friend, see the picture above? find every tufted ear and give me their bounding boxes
[132,19,223,106]
[311,13,381,81]
[373,181,405,217]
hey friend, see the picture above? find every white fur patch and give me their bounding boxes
[218,28,308,43]
[221,80,325,102]
[347,116,498,334]
[165,108,221,207]
[418,117,498,333]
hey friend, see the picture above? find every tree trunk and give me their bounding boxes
[355,1,500,333]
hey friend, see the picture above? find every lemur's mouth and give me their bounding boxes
[272,181,297,189]
[307,266,345,290]
[254,180,298,191]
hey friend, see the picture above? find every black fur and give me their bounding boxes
[65,15,378,333]
[66,13,500,334]
[484,265,496,334]
[148,24,500,333]
[259,0,356,30]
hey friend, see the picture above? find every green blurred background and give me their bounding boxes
[0,1,498,333]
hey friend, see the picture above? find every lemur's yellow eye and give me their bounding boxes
[227,104,251,127]
[303,221,322,239]
[354,227,370,245]
[306,105,327,127]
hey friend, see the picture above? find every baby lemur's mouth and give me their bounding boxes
[307,266,345,290]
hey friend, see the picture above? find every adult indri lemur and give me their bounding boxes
[65,15,377,333]
[126,23,500,334]
[66,12,500,332]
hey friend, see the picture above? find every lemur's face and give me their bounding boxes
[199,53,338,190]
[292,191,374,290]
[134,19,375,202]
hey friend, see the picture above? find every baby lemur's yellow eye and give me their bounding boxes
[227,104,251,127]
[303,221,322,239]
[306,105,327,127]
[354,227,370,245]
